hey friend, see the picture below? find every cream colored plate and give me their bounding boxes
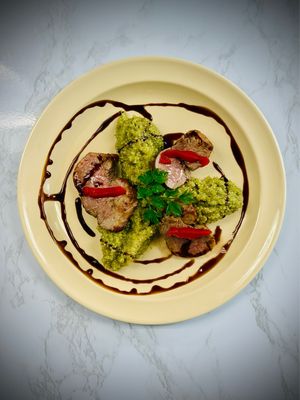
[18,57,285,324]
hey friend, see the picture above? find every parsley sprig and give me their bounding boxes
[137,169,194,224]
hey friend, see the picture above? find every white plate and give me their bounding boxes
[18,57,285,324]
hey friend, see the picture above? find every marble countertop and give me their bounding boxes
[0,1,298,399]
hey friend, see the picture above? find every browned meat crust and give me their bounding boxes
[172,129,213,170]
[73,152,137,232]
[160,216,215,257]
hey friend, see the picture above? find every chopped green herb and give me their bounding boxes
[137,168,194,224]
[151,184,165,194]
[165,188,178,198]
[151,169,168,183]
[138,169,167,185]
[150,196,166,210]
[137,187,152,199]
[166,201,182,217]
[178,192,194,204]
[139,171,154,185]
[144,207,160,225]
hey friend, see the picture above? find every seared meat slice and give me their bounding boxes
[160,216,184,235]
[182,204,197,225]
[73,152,118,190]
[188,236,215,256]
[81,178,137,232]
[155,155,188,189]
[160,216,215,257]
[73,152,137,232]
[172,130,213,170]
[156,129,213,188]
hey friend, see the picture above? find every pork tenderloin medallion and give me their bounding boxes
[172,129,213,170]
[73,152,137,232]
[156,129,213,189]
[154,156,189,189]
[160,216,215,257]
[73,152,118,190]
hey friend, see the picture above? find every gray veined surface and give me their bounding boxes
[0,0,298,399]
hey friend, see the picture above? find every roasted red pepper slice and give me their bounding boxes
[166,226,212,240]
[82,186,126,198]
[159,153,172,164]
[159,149,209,166]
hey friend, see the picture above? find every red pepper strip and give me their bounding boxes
[159,149,209,166]
[166,226,212,240]
[159,153,172,164]
[82,186,126,198]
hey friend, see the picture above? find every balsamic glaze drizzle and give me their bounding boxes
[75,197,95,237]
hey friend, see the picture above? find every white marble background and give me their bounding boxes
[0,0,298,399]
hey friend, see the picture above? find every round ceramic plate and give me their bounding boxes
[18,57,285,324]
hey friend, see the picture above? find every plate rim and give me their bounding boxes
[17,56,286,324]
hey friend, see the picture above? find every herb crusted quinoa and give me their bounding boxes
[98,207,157,271]
[116,112,164,184]
[178,177,243,224]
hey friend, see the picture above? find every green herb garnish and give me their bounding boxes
[139,169,167,185]
[166,201,182,217]
[137,169,194,224]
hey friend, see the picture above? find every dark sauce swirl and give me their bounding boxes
[75,197,95,237]
[38,100,249,295]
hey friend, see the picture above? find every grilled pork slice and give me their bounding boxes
[73,152,137,232]
[73,152,118,190]
[160,216,215,257]
[154,156,188,189]
[156,129,213,188]
[172,129,213,170]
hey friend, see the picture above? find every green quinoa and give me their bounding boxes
[98,207,157,271]
[116,112,164,184]
[178,177,243,224]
